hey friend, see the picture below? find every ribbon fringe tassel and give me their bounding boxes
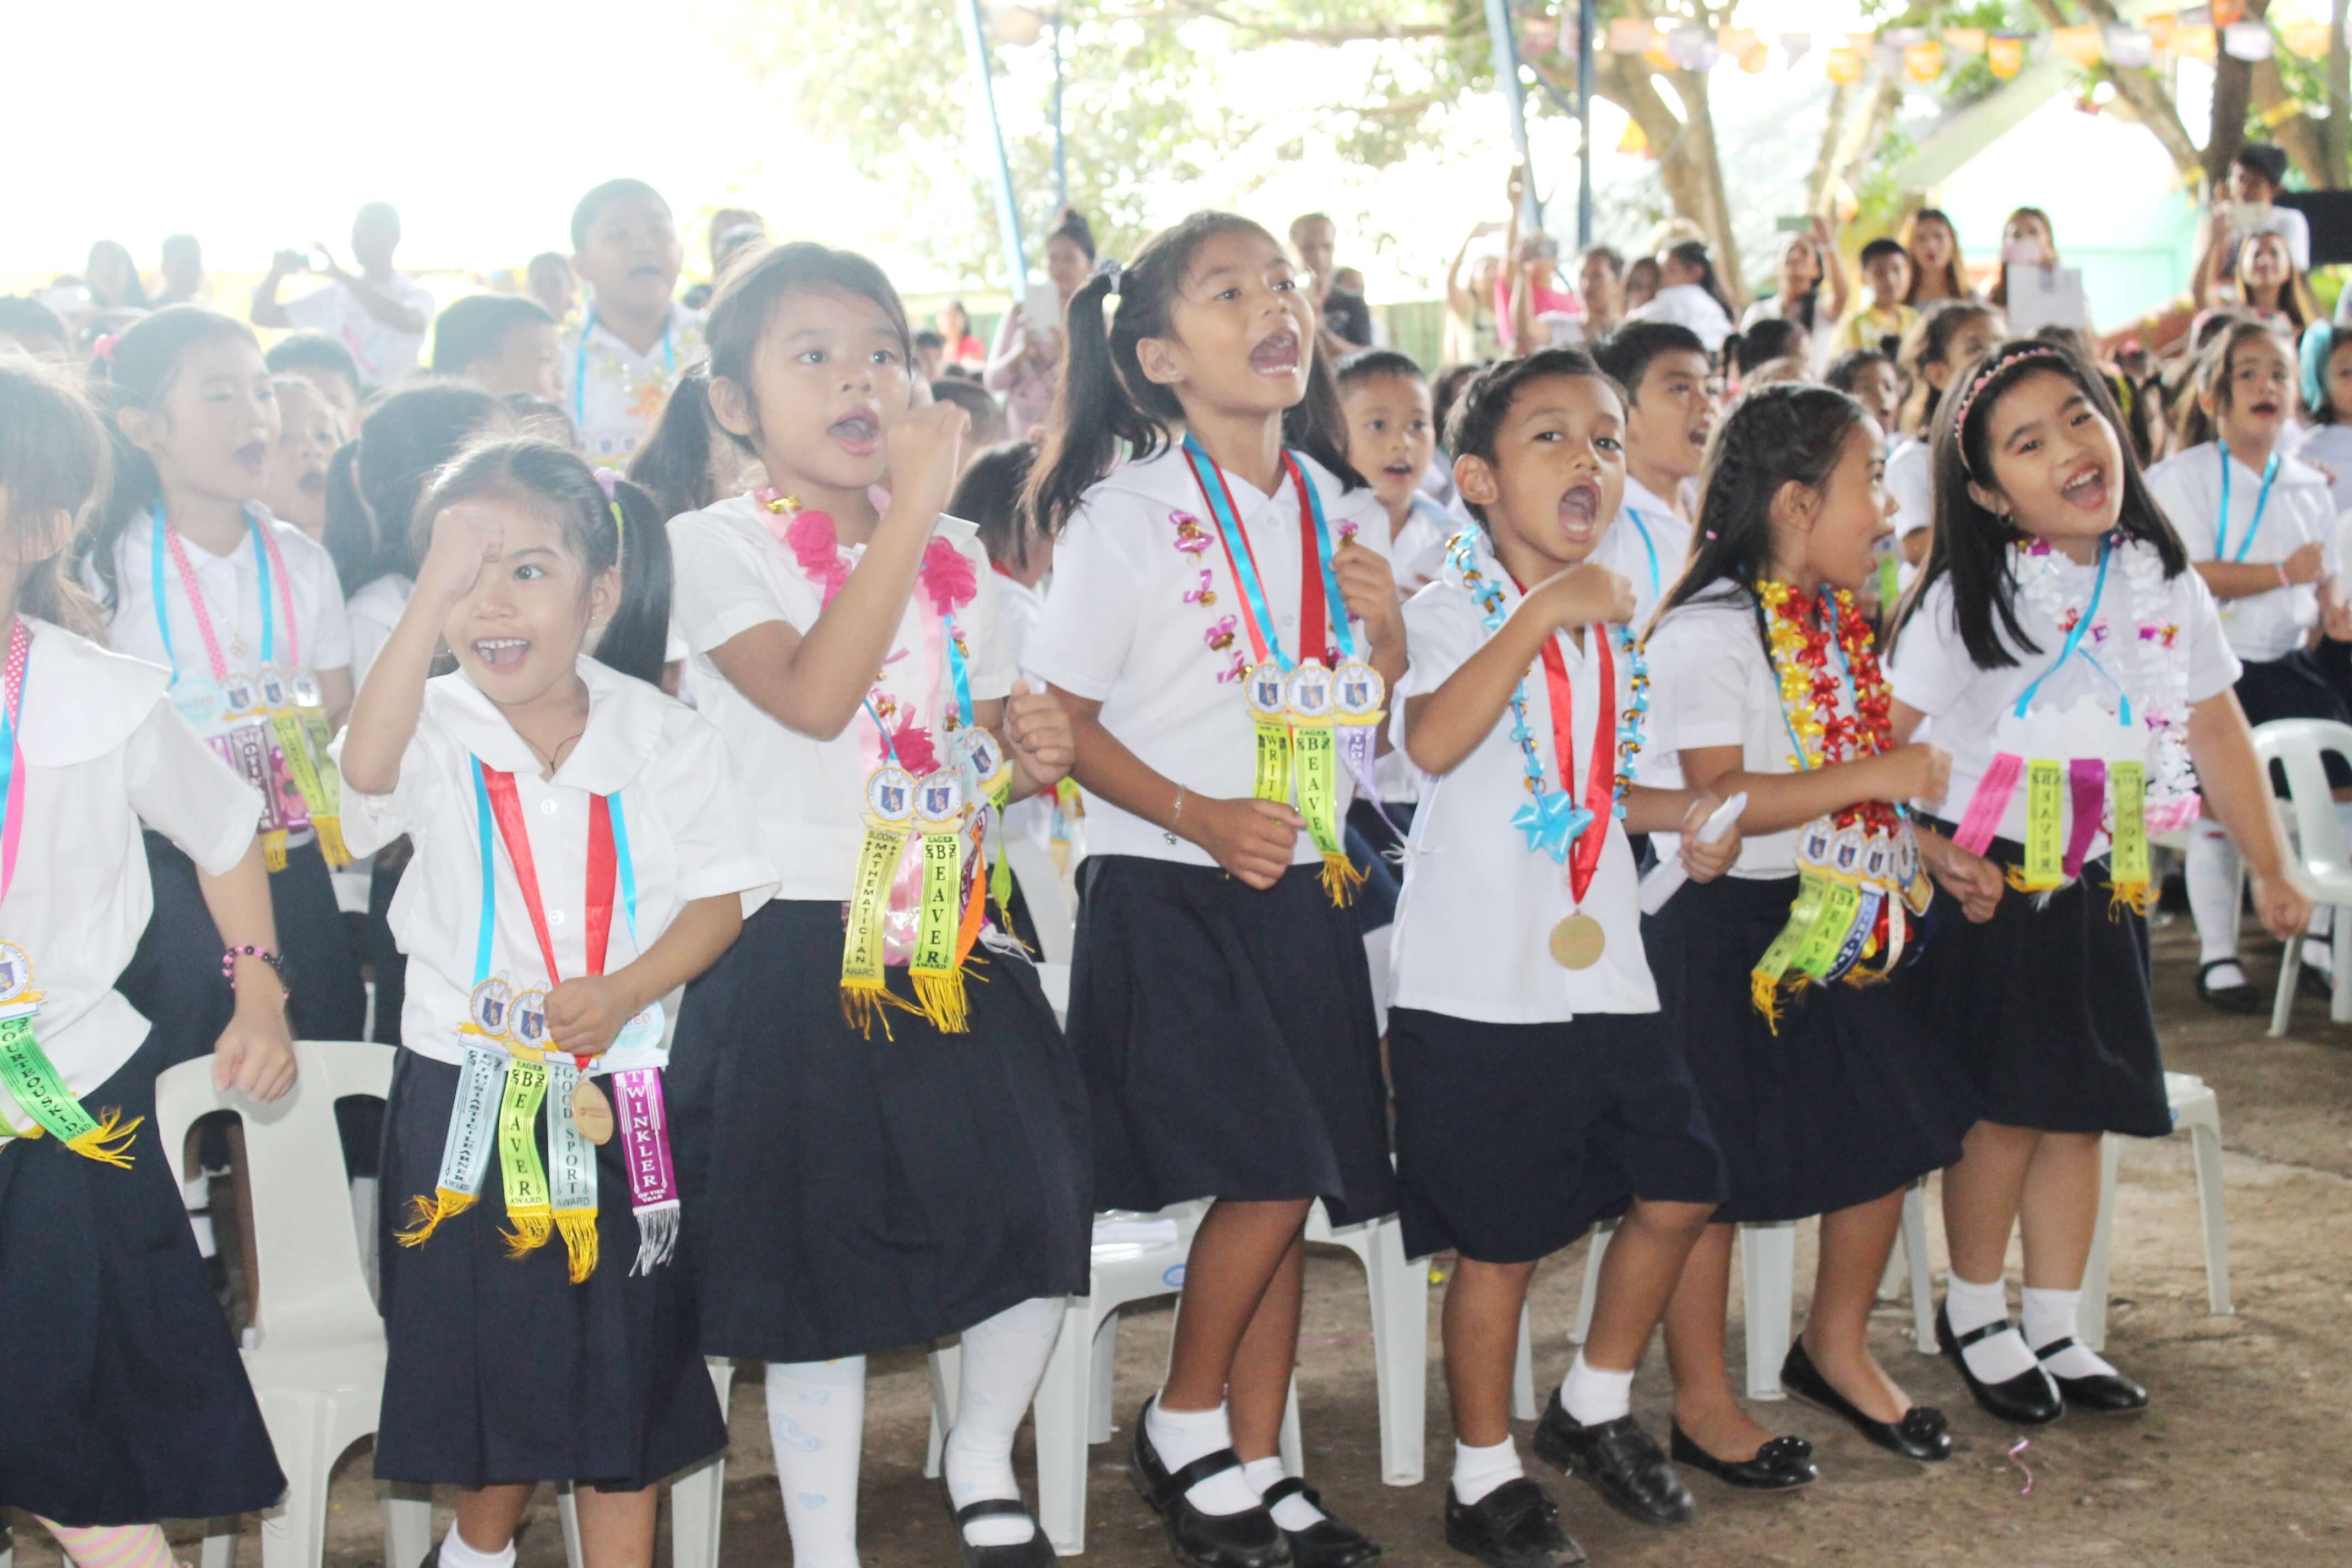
[397,1187,475,1247]
[1320,853,1366,907]
[312,815,351,869]
[912,972,970,1035]
[503,1207,554,1258]
[65,1108,143,1168]
[261,832,288,873]
[2109,880,2157,920]
[554,1208,599,1283]
[633,1201,682,1276]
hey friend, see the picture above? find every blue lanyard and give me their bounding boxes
[2012,537,2133,725]
[1178,433,1350,671]
[1621,508,1662,603]
[149,507,276,678]
[469,756,639,988]
[2215,442,2280,564]
[571,305,675,427]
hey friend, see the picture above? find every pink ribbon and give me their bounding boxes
[1952,752,2023,854]
[613,1067,680,1273]
[2064,758,2107,878]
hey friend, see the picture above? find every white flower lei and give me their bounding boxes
[2011,533,2199,821]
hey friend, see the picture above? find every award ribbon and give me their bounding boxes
[602,791,681,1271]
[249,519,348,865]
[842,754,919,1035]
[0,624,138,1164]
[154,511,294,864]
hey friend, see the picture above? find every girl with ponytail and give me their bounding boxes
[1025,211,1403,1566]
[335,434,771,1568]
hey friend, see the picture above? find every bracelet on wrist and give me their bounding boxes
[222,945,291,994]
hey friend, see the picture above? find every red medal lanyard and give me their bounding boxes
[1196,452,1331,668]
[1508,572,1618,905]
[481,767,614,1065]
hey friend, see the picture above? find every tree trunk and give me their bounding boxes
[2251,62,2329,186]
[2203,0,2272,188]
[2040,0,2202,177]
[1807,79,1855,215]
[1568,50,1749,308]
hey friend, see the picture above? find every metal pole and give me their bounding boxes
[957,0,1029,291]
[1482,0,1542,230]
[1577,0,1595,247]
[1053,8,1069,210]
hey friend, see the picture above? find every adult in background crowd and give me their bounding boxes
[156,234,206,307]
[1292,210,1375,351]
[251,202,434,393]
[986,205,1094,441]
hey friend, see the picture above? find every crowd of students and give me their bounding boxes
[0,149,2337,1568]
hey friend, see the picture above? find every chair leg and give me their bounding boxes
[2333,907,2352,1026]
[2271,929,2300,1038]
[1738,1223,1795,1403]
[1511,1299,1537,1422]
[2079,1134,2124,1353]
[1364,1219,1428,1486]
[1569,1223,1611,1346]
[924,1342,963,1480]
[669,1452,727,1568]
[1087,1308,1120,1445]
[383,1483,435,1568]
[1902,1183,1936,1355]
[255,1396,335,1568]
[200,1522,237,1568]
[2188,1115,2234,1316]
[557,1484,585,1568]
[1033,1303,1094,1556]
[1277,1374,1304,1477]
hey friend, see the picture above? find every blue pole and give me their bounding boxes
[1053,10,1069,209]
[1483,0,1542,230]
[1577,0,1594,247]
[957,0,1030,292]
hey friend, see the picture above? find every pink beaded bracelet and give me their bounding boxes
[222,945,290,992]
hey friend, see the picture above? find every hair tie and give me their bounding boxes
[91,334,119,363]
[1092,257,1123,296]
[594,467,626,552]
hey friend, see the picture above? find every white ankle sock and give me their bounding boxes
[1945,1270,2036,1382]
[1145,1396,1262,1516]
[1559,1351,1634,1425]
[2020,1286,2118,1380]
[1450,1437,1525,1507]
[944,1298,1061,1548]
[435,1526,516,1568]
[1242,1457,1324,1531]
[2187,822,2242,979]
[767,1357,867,1568]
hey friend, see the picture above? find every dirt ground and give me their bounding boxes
[8,913,2348,1568]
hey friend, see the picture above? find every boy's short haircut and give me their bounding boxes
[430,295,556,376]
[929,377,1008,445]
[1592,320,1707,401]
[1579,245,1626,279]
[570,179,667,251]
[1445,347,1618,524]
[2234,142,2289,188]
[264,330,362,390]
[1859,237,1907,269]
[1335,346,1426,391]
[1823,347,1894,394]
[914,329,947,352]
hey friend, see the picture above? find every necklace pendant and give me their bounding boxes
[1549,912,1607,969]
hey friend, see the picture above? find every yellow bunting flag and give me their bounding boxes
[1944,28,1987,55]
[1827,44,1863,83]
[2054,24,2104,67]
[1988,34,2027,78]
[1905,40,1945,83]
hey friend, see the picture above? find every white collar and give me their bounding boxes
[1620,474,1689,525]
[19,618,170,766]
[428,656,672,797]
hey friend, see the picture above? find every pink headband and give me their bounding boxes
[1951,345,2070,466]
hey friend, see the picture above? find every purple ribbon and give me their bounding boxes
[2064,758,2107,878]
[613,1067,680,1273]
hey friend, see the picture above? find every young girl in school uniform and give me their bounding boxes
[1644,383,1978,1476]
[1887,340,2307,1421]
[658,242,1090,1568]
[0,356,296,1568]
[83,305,367,1055]
[1388,348,1738,1568]
[1024,211,1403,1568]
[336,437,771,1568]
[2142,321,2348,1012]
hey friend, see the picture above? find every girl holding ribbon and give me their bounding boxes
[2143,320,2348,1012]
[0,357,296,1568]
[663,242,1088,1568]
[1387,349,1740,1566]
[336,438,771,1568]
[1887,340,2305,1424]
[81,306,368,1058]
[1026,212,1402,1568]
[1643,384,1978,1478]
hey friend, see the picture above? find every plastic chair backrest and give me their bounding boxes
[153,1039,394,1343]
[1004,836,1077,963]
[2250,718,2352,889]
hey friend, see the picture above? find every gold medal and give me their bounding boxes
[570,1076,615,1145]
[1549,912,1607,970]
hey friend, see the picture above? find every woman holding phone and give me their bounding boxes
[987,207,1096,440]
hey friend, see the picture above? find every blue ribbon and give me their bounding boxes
[1512,791,1591,863]
[1299,469,1358,661]
[1621,508,1662,604]
[2012,536,2115,719]
[572,306,676,429]
[2215,442,2280,565]
[1180,433,1344,672]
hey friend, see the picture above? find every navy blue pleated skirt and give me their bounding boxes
[0,1036,284,1524]
[1069,855,1398,1225]
[669,900,1092,1365]
[375,1049,727,1490]
[1649,873,1975,1223]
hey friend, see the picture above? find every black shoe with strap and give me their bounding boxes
[1935,1304,2062,1425]
[1779,1340,1951,1462]
[2034,1338,2150,1415]
[1442,1478,1587,1568]
[1260,1477,1381,1568]
[1529,1389,1695,1527]
[2196,959,2262,1014]
[1126,1399,1291,1568]
[939,1479,1057,1567]
[1668,1424,1818,1491]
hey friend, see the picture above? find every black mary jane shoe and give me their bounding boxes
[1935,1304,2063,1426]
[1529,1389,1695,1527]
[1779,1340,1952,1462]
[2197,959,2263,1014]
[1125,1399,1291,1568]
[1668,1424,1818,1491]
[1442,1478,1587,1568]
[1261,1478,1381,1568]
[2034,1338,2150,1415]
[940,1480,1057,1567]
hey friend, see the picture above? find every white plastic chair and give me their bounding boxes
[558,1361,734,1568]
[1275,1201,1431,1485]
[1004,836,1077,965]
[1565,1189,1936,1402]
[2077,1071,2231,1351]
[2252,718,2352,1033]
[155,1041,429,1568]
